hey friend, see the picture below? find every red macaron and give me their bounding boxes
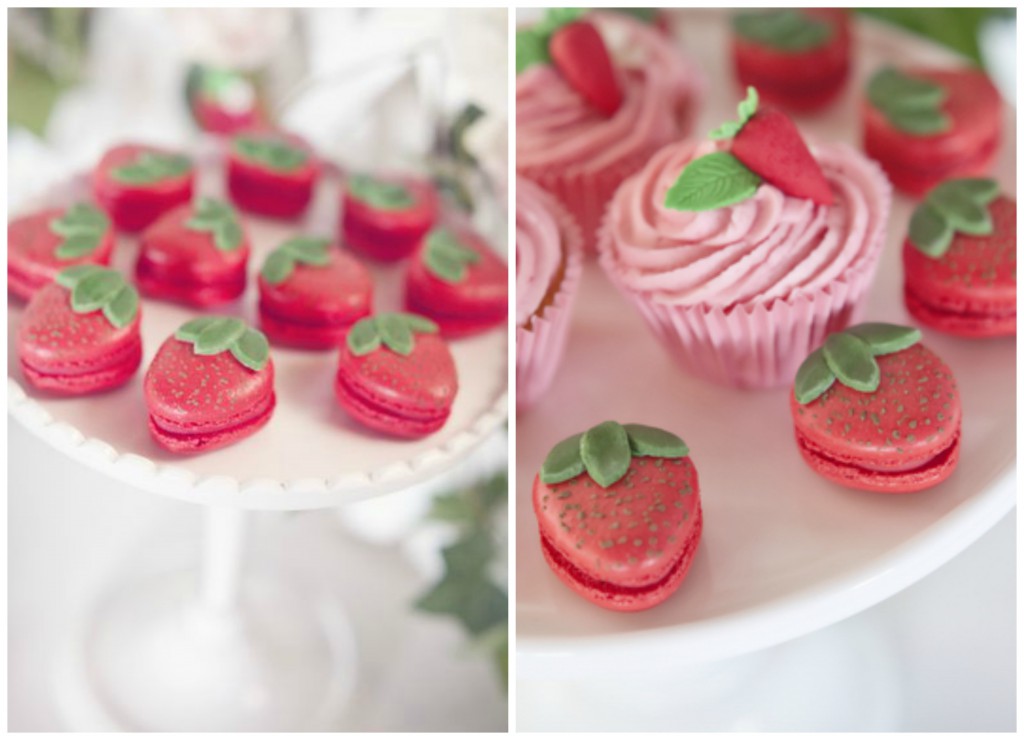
[732,8,851,112]
[257,235,374,349]
[404,225,508,338]
[791,323,961,493]
[532,421,702,612]
[17,265,142,395]
[92,143,195,233]
[144,316,275,453]
[903,178,1016,337]
[136,197,249,307]
[341,174,438,262]
[8,202,115,301]
[335,313,458,438]
[226,130,320,220]
[863,67,1002,197]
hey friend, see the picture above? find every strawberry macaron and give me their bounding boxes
[226,130,320,219]
[532,421,702,612]
[903,178,1016,337]
[863,66,1002,197]
[8,202,114,301]
[258,235,373,349]
[92,143,195,232]
[136,197,249,307]
[17,265,141,395]
[791,323,961,493]
[145,316,275,453]
[404,225,508,338]
[335,313,457,438]
[341,173,438,262]
[732,8,851,112]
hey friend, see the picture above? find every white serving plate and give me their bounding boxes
[516,11,1016,677]
[8,147,507,510]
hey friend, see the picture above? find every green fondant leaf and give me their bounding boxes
[194,196,234,219]
[234,136,307,172]
[423,229,481,284]
[623,424,689,458]
[928,182,993,235]
[539,433,586,485]
[794,348,836,404]
[261,251,296,285]
[516,28,551,75]
[425,249,466,283]
[55,264,100,289]
[867,67,951,136]
[176,316,220,342]
[822,333,880,393]
[230,328,270,371]
[347,317,381,356]
[708,87,758,141]
[734,10,831,52]
[378,313,414,356]
[908,203,954,257]
[399,313,439,334]
[102,285,139,328]
[708,120,743,141]
[947,178,1000,203]
[194,317,247,355]
[55,232,102,259]
[580,421,632,488]
[214,218,244,251]
[281,236,331,265]
[347,174,415,210]
[71,269,124,313]
[111,151,191,184]
[847,323,922,356]
[664,151,762,212]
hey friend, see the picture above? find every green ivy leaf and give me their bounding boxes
[664,151,762,212]
[580,421,632,488]
[793,348,836,404]
[823,333,880,393]
[540,432,586,485]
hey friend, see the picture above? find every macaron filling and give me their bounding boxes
[796,427,959,477]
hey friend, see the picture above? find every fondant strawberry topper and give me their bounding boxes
[111,150,192,185]
[175,315,269,372]
[665,87,833,211]
[347,313,439,357]
[347,174,415,211]
[49,203,111,260]
[54,264,139,329]
[185,196,244,251]
[541,420,689,488]
[733,9,832,52]
[233,135,308,172]
[261,236,332,284]
[794,323,922,404]
[908,178,1000,257]
[423,227,481,284]
[867,67,951,136]
[517,8,623,117]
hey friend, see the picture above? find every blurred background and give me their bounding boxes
[8,7,507,732]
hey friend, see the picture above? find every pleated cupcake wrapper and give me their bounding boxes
[516,202,584,410]
[519,143,661,257]
[596,202,889,390]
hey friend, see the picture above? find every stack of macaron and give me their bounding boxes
[10,127,508,454]
[523,11,1013,613]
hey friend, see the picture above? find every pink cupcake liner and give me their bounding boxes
[516,202,584,411]
[597,197,890,391]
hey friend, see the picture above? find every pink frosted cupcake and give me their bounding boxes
[599,89,891,389]
[516,9,703,254]
[517,177,583,410]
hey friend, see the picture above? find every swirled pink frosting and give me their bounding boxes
[516,11,701,174]
[603,139,891,307]
[516,178,564,326]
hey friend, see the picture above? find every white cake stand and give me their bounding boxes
[516,12,1015,730]
[8,153,507,731]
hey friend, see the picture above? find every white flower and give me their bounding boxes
[167,8,294,71]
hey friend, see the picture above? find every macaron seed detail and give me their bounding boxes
[533,421,703,612]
